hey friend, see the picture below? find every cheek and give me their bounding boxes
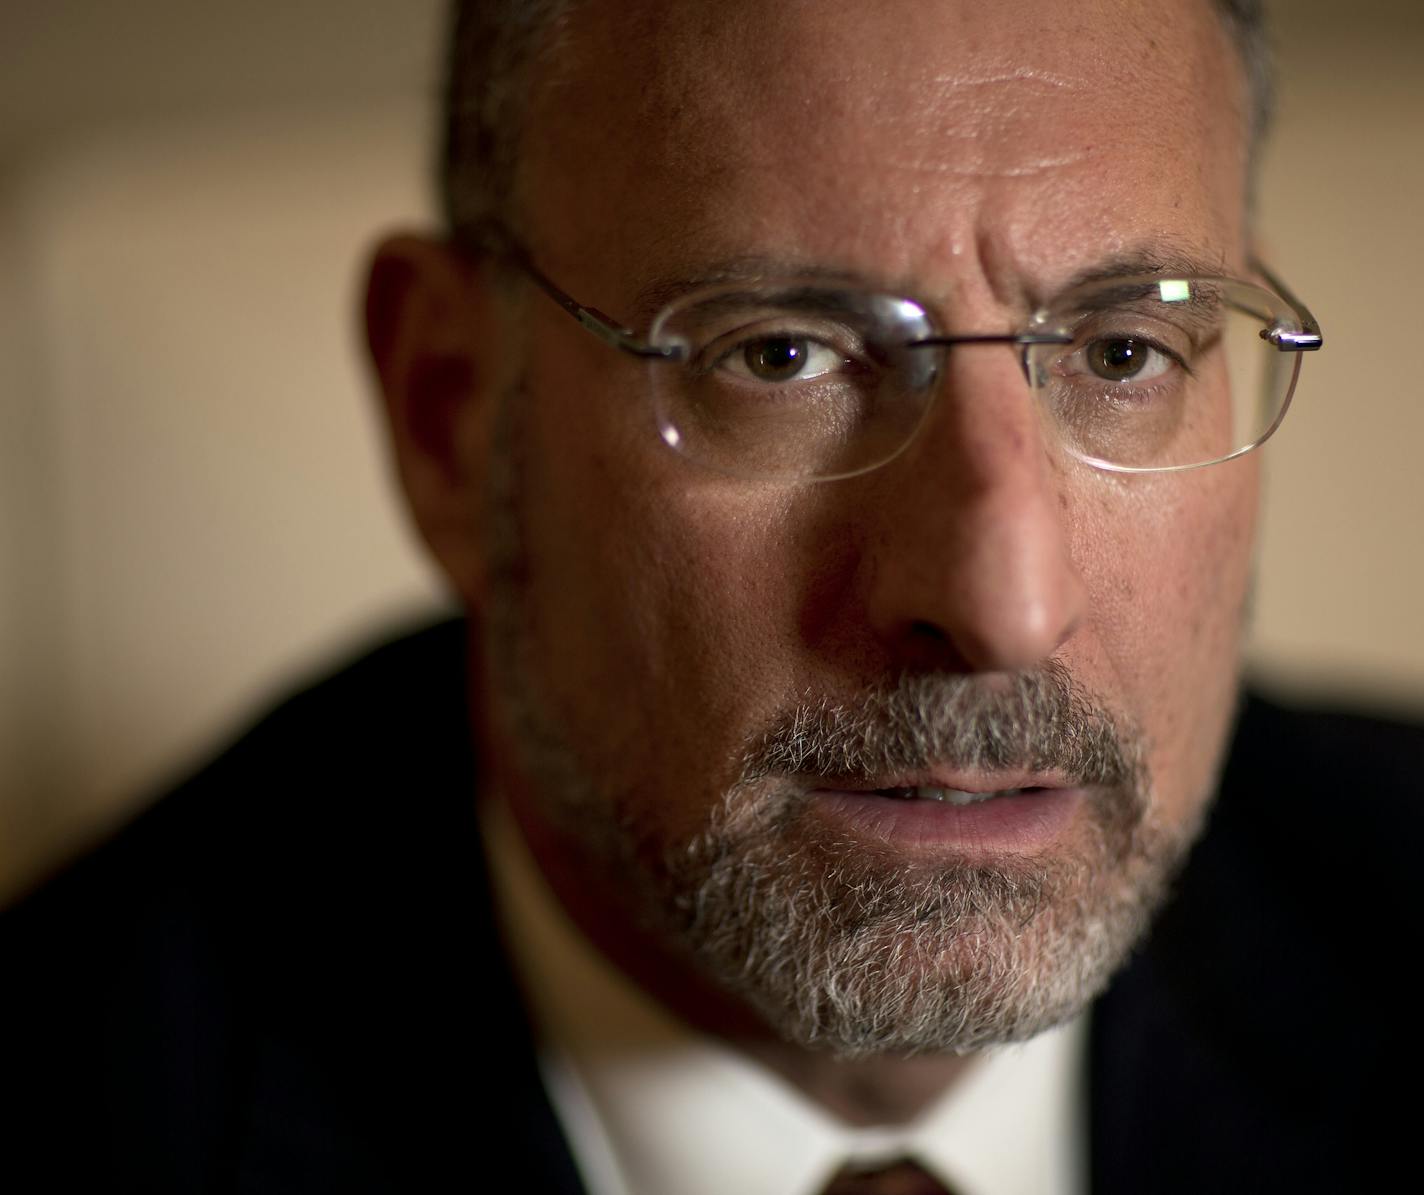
[509,361,803,831]
[1075,460,1260,822]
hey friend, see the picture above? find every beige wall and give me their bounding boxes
[2,0,1421,903]
[1251,0,1424,706]
[0,5,452,900]
[0,175,68,894]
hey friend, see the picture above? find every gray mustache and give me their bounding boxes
[739,661,1142,792]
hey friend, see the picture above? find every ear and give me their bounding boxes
[363,233,508,608]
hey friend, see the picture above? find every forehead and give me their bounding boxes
[518,0,1248,304]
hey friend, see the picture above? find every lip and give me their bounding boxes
[821,769,1076,796]
[808,778,1086,855]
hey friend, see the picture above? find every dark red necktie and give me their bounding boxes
[819,1157,959,1195]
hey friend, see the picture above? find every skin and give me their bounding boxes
[367,0,1258,1123]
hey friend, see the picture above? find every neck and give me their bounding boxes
[744,1041,978,1127]
[498,786,978,1127]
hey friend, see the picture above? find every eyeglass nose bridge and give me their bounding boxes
[905,330,1076,386]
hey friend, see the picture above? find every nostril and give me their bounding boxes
[892,619,979,674]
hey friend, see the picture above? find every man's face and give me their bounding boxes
[473,0,1257,1052]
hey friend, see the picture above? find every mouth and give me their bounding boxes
[870,784,1055,806]
[806,775,1085,853]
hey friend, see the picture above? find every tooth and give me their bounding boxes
[874,786,1025,804]
[919,787,1014,805]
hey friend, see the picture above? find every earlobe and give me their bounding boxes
[363,233,505,606]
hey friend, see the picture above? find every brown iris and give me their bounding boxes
[1088,338,1149,381]
[743,337,809,381]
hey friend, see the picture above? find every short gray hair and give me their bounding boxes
[440,0,1273,237]
[441,0,577,239]
[1215,0,1274,163]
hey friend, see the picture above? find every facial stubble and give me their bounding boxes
[483,386,1206,1058]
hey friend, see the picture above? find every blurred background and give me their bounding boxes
[2,0,1421,905]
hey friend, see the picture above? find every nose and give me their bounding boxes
[860,350,1086,674]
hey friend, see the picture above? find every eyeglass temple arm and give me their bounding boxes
[1252,259,1323,351]
[514,254,681,360]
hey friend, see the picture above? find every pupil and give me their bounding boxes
[746,338,807,381]
[1092,338,1143,380]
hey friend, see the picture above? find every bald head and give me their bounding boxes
[440,0,1271,239]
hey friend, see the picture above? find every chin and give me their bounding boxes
[650,776,1199,1058]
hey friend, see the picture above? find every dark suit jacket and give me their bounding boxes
[4,618,1415,1192]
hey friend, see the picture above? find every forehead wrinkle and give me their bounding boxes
[535,3,1120,197]
[929,67,1083,91]
[521,0,1250,314]
[532,0,1230,203]
[654,63,1097,187]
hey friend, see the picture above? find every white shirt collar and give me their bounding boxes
[482,797,1088,1195]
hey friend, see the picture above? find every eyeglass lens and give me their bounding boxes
[646,276,1302,480]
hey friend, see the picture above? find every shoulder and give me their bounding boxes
[8,613,473,910]
[1184,685,1423,1014]
[1175,685,1422,999]
[1090,687,1421,1189]
[1224,686,1424,816]
[0,616,564,1188]
[1200,687,1422,914]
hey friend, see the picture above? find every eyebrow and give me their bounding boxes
[623,240,1232,324]
[628,256,866,323]
[1052,243,1231,296]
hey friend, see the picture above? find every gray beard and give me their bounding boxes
[647,672,1192,1057]
[484,389,1206,1058]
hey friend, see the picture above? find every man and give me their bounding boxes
[6,0,1415,1190]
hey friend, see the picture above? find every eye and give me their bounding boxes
[719,335,847,384]
[1080,337,1174,384]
